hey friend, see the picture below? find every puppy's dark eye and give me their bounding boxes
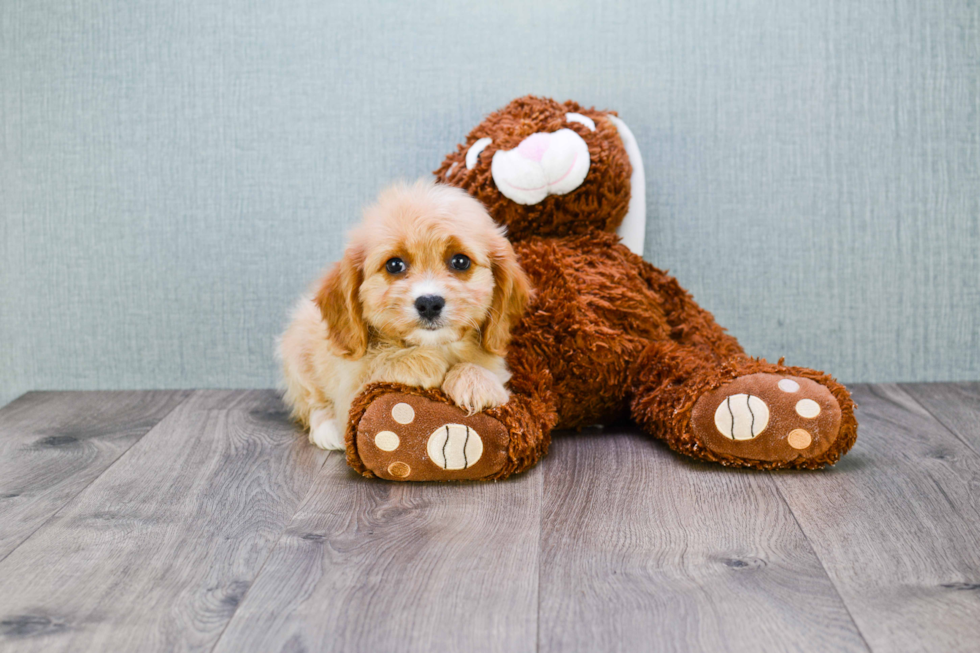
[450,254,471,271]
[385,257,406,274]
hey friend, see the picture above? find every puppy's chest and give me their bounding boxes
[368,343,465,387]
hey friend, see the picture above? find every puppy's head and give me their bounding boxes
[316,180,531,359]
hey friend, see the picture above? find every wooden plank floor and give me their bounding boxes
[0,384,977,652]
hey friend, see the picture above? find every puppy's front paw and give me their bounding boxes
[309,414,345,450]
[441,363,510,415]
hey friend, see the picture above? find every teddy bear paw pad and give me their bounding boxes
[355,393,510,481]
[691,373,842,464]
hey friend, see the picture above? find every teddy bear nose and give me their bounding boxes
[415,295,445,320]
[515,132,550,162]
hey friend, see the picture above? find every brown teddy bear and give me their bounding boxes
[345,96,857,481]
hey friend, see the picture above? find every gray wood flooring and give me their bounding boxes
[0,384,977,652]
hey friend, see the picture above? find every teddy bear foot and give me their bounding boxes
[690,373,844,467]
[353,392,511,481]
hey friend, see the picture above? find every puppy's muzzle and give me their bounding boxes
[415,294,445,322]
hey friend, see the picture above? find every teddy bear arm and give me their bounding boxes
[344,373,559,481]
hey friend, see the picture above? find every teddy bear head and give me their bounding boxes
[434,96,645,253]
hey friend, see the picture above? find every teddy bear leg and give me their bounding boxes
[629,342,857,469]
[343,382,558,481]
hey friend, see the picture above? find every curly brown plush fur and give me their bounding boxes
[436,97,633,240]
[345,96,857,480]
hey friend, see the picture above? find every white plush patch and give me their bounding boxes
[490,128,591,205]
[466,137,492,170]
[427,424,483,470]
[565,112,596,132]
[608,115,646,256]
[714,393,770,440]
[795,399,821,418]
[778,379,800,393]
[374,430,400,451]
[445,161,458,178]
[391,402,415,424]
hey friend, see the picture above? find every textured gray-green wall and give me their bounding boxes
[2,0,978,405]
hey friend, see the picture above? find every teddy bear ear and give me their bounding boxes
[607,115,646,256]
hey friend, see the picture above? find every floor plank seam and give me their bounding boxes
[208,449,335,653]
[535,463,545,653]
[898,384,980,459]
[0,391,193,566]
[768,472,874,653]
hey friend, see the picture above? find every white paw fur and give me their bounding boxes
[441,363,510,415]
[309,409,345,450]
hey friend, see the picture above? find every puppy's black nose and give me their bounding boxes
[415,295,445,320]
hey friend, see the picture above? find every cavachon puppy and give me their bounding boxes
[278,181,530,450]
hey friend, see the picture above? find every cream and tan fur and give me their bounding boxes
[278,181,531,450]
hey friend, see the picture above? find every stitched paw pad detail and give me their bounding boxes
[354,393,509,481]
[713,393,770,440]
[691,373,843,463]
[427,424,483,470]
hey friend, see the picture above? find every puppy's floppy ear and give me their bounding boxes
[482,233,532,356]
[315,246,368,360]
